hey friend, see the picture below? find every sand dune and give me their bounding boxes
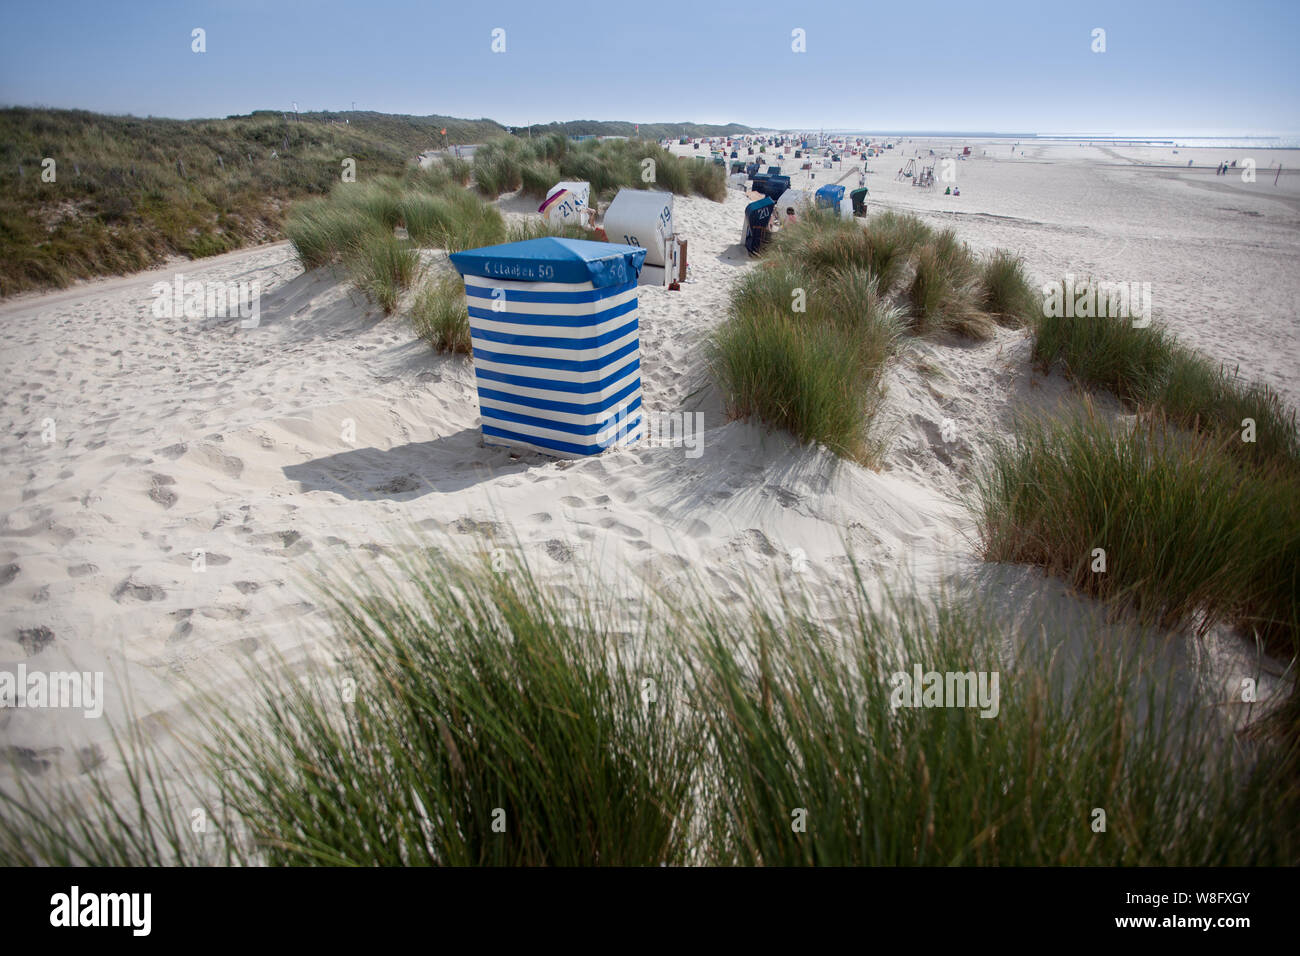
[1,141,1294,780]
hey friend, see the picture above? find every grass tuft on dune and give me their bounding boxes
[975,411,1300,655]
[3,551,1295,866]
[471,135,726,202]
[410,275,472,354]
[715,209,1022,461]
[1032,289,1300,469]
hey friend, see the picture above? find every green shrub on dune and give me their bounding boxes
[473,142,524,197]
[506,218,589,242]
[467,135,725,202]
[686,157,727,201]
[714,306,884,462]
[0,107,504,296]
[284,198,386,270]
[520,160,562,198]
[688,582,1292,866]
[714,257,901,464]
[775,210,931,299]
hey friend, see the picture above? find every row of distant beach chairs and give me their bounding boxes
[742,181,869,255]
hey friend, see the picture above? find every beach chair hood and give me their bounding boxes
[450,237,646,289]
[745,197,775,227]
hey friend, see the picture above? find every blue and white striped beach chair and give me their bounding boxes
[448,237,648,457]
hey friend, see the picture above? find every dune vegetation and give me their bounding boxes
[0,105,731,297]
[1032,290,1300,469]
[969,284,1300,676]
[472,134,727,202]
[284,162,511,314]
[0,107,504,297]
[976,412,1300,655]
[409,275,472,354]
[3,551,1294,866]
[712,209,1037,462]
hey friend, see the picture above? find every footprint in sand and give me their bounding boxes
[451,517,500,538]
[766,486,801,508]
[3,746,62,776]
[596,517,643,538]
[168,610,194,643]
[148,473,178,509]
[738,529,777,557]
[684,518,712,538]
[112,578,166,603]
[17,625,55,655]
[544,539,575,564]
[252,529,311,556]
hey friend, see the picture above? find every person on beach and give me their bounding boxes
[785,207,797,225]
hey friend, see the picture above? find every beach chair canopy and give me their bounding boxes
[766,166,781,175]
[447,237,648,457]
[815,184,846,208]
[603,189,675,268]
[450,237,646,289]
[850,187,869,201]
[538,181,590,225]
[775,188,810,211]
[744,197,775,228]
[752,175,791,200]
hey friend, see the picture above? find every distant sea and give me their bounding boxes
[814,132,1300,149]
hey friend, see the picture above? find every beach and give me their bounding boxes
[1,138,1296,782]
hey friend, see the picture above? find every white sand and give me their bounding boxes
[2,141,1295,780]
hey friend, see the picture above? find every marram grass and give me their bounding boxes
[975,411,1300,654]
[410,274,472,354]
[2,551,1296,866]
[1032,294,1299,469]
[715,209,1021,462]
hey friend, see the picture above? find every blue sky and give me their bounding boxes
[1,0,1296,133]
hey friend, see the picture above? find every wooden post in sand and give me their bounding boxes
[1276,164,1282,186]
